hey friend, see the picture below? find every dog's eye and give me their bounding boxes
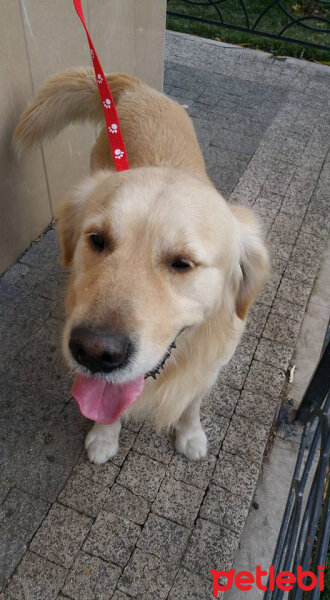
[89,233,105,251]
[171,258,192,271]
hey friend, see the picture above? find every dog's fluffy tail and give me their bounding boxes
[13,67,140,154]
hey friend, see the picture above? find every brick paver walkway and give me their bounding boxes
[0,32,329,600]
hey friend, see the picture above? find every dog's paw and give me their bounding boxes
[85,427,119,465]
[175,427,207,461]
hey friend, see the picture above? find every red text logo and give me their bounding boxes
[210,565,325,595]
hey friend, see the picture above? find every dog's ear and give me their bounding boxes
[57,176,98,267]
[230,205,269,320]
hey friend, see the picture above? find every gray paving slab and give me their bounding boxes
[112,592,131,600]
[137,513,191,564]
[245,302,270,336]
[0,293,56,375]
[83,510,141,567]
[167,452,217,490]
[133,423,174,464]
[118,548,177,600]
[270,296,306,323]
[213,452,262,501]
[263,309,302,346]
[0,533,27,592]
[1,31,329,599]
[277,275,315,306]
[235,389,281,428]
[201,382,239,420]
[7,402,88,503]
[222,414,269,464]
[116,451,166,502]
[0,489,50,543]
[201,415,230,455]
[220,337,258,390]
[244,359,286,398]
[182,518,239,579]
[58,472,109,518]
[168,568,219,600]
[5,551,67,600]
[0,263,39,317]
[0,483,10,506]
[30,503,92,569]
[255,338,293,372]
[200,483,250,536]
[110,427,138,467]
[104,483,151,525]
[62,551,121,600]
[152,476,204,527]
[73,453,120,487]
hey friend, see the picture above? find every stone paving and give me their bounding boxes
[0,31,329,600]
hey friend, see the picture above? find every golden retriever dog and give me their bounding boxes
[13,68,268,464]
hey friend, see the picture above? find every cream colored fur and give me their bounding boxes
[13,68,269,464]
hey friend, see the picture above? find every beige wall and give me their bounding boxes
[1,0,166,272]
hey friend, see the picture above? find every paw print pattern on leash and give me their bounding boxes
[74,0,130,171]
[108,123,118,134]
[114,149,124,159]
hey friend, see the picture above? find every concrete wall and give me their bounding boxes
[0,0,166,272]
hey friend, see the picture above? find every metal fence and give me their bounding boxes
[167,0,330,51]
[264,340,330,600]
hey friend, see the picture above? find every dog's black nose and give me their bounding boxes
[69,326,131,373]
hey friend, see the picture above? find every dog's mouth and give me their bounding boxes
[71,334,181,424]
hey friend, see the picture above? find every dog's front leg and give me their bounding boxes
[85,420,121,465]
[175,395,207,460]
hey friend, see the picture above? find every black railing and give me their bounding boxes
[296,334,330,423]
[264,340,330,599]
[167,0,330,51]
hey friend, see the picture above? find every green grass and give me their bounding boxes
[167,0,330,62]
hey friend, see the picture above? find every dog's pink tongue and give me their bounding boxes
[71,374,144,424]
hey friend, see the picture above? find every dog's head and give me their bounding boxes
[58,167,268,421]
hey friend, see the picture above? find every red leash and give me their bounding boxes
[73,0,130,172]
